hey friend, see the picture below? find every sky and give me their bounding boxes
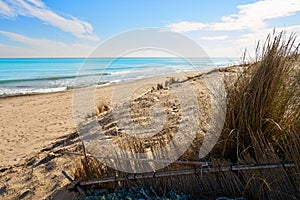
[0,0,300,58]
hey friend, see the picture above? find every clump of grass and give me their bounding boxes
[216,31,299,163]
[211,31,300,198]
[71,139,119,188]
[97,102,110,114]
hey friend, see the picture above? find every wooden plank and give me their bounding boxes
[78,163,296,186]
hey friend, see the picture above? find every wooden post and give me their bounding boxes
[62,170,85,195]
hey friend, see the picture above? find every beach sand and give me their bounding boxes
[0,83,114,199]
[0,69,230,199]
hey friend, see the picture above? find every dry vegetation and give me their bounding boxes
[215,32,300,161]
[70,32,300,199]
[209,31,300,199]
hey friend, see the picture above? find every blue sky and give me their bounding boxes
[0,0,300,58]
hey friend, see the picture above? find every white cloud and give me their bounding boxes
[166,0,300,32]
[0,0,99,41]
[166,21,207,32]
[26,0,45,7]
[0,0,15,17]
[236,25,300,53]
[0,31,96,57]
[212,0,300,31]
[200,36,228,41]
[165,0,300,57]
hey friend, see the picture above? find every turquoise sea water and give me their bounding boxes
[0,57,239,96]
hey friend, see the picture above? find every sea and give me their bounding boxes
[0,57,239,96]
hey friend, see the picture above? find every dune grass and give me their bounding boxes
[216,31,299,163]
[211,31,300,199]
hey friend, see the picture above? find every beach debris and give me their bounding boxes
[135,89,152,101]
[164,77,179,88]
[97,102,110,114]
[156,83,163,90]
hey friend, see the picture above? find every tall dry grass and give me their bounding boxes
[216,32,299,162]
[211,31,300,199]
[71,32,300,199]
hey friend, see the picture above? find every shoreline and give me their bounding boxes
[0,57,240,98]
[0,69,212,99]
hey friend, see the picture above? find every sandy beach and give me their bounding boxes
[0,71,213,199]
[0,78,118,199]
[0,83,114,167]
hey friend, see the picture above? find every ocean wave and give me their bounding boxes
[0,72,111,85]
[0,87,67,96]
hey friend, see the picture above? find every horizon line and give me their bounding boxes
[0,56,239,59]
